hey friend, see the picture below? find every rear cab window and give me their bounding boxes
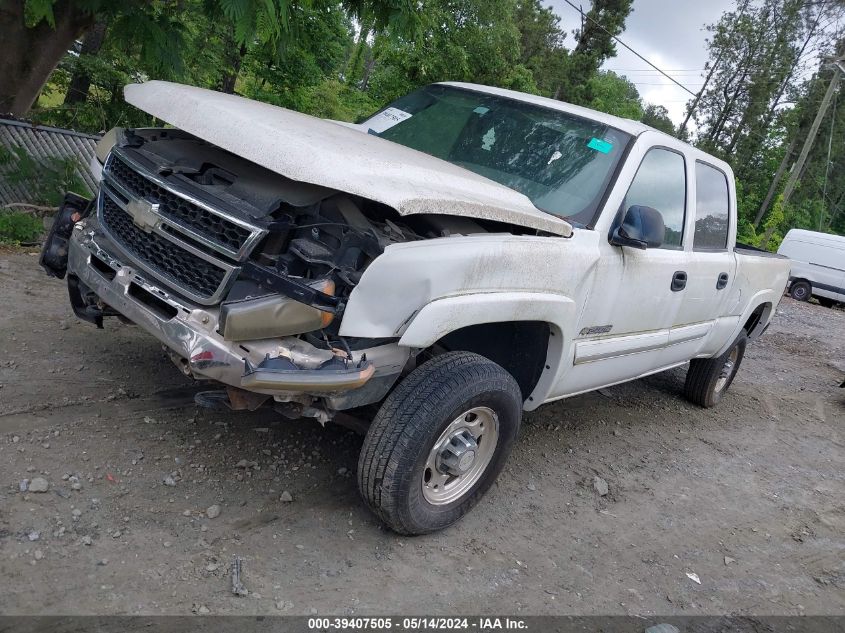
[693,161,730,250]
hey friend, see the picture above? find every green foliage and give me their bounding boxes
[641,104,675,135]
[694,0,844,239]
[558,0,633,105]
[0,211,44,245]
[366,0,537,106]
[24,0,57,28]
[514,0,568,97]
[587,71,642,119]
[299,79,378,121]
[0,145,91,207]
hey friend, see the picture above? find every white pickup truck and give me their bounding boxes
[41,81,789,534]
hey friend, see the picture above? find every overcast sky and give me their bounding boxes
[548,0,737,123]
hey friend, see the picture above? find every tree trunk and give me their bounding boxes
[359,57,375,90]
[219,41,247,94]
[0,0,95,116]
[64,18,108,105]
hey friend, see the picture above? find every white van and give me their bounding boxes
[778,228,845,306]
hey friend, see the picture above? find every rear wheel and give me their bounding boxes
[790,280,811,301]
[684,331,747,408]
[358,351,522,535]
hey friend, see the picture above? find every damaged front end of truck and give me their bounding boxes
[40,81,572,426]
[41,126,427,423]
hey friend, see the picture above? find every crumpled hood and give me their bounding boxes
[124,81,572,237]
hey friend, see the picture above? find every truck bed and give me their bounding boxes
[735,242,788,259]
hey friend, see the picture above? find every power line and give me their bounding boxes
[630,82,706,86]
[559,0,699,98]
[605,68,706,72]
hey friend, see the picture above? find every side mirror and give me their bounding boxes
[609,205,665,249]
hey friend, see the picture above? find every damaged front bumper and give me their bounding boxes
[62,215,407,404]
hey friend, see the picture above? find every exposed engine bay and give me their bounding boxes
[122,126,488,330]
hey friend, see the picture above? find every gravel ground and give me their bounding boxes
[0,249,843,616]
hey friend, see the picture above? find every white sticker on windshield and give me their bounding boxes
[481,127,496,151]
[366,107,412,133]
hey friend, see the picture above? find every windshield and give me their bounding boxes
[362,84,632,226]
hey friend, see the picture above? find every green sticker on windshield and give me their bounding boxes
[588,137,613,154]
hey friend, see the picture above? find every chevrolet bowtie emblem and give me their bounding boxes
[125,198,160,232]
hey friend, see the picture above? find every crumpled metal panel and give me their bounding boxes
[0,118,99,206]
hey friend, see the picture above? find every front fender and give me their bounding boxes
[338,234,578,339]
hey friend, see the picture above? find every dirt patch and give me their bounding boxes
[1,249,843,615]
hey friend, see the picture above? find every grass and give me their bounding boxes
[0,210,44,245]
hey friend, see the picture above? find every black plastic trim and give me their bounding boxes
[240,261,341,313]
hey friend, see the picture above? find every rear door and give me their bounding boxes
[671,160,739,361]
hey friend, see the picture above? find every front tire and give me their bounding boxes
[790,280,811,301]
[358,352,522,535]
[684,331,747,408]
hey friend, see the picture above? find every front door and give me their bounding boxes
[557,146,692,396]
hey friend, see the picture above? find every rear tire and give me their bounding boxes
[790,280,811,301]
[358,351,522,535]
[684,331,747,408]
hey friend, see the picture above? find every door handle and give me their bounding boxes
[717,272,729,290]
[671,271,687,292]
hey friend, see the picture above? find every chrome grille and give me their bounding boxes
[96,147,267,305]
[100,194,226,299]
[107,154,253,252]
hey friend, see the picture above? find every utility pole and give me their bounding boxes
[754,57,845,227]
[779,61,844,205]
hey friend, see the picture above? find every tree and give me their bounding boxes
[0,0,418,117]
[691,0,845,240]
[514,0,568,97]
[0,0,96,116]
[63,17,107,104]
[366,0,536,106]
[641,103,675,134]
[240,2,354,111]
[556,0,633,104]
[587,70,642,119]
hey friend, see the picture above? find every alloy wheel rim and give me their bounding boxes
[422,406,499,505]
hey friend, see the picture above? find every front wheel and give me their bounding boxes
[684,331,747,408]
[358,352,522,535]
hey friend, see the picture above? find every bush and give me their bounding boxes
[0,210,44,245]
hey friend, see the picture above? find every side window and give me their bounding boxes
[623,148,686,248]
[694,162,730,250]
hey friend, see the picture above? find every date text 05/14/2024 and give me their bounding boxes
[306,617,528,631]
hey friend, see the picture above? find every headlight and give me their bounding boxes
[95,127,124,163]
